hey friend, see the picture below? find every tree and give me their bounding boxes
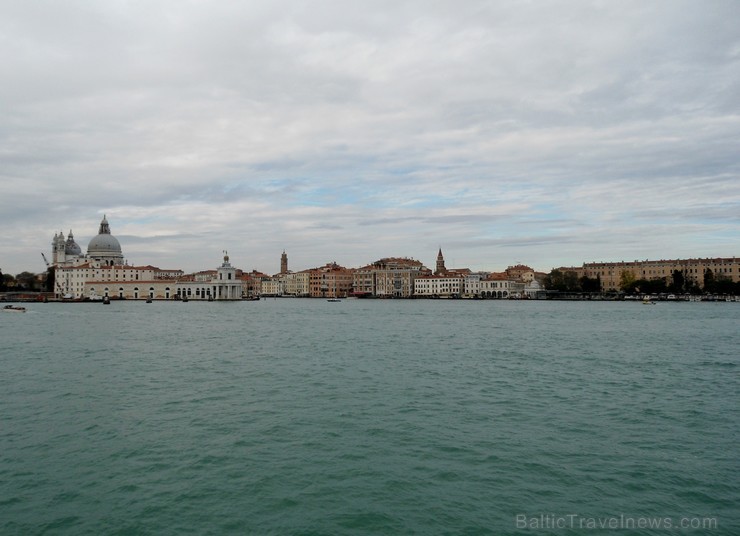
[2,272,15,290]
[619,270,637,292]
[544,269,565,291]
[703,268,715,292]
[685,280,702,295]
[563,271,580,292]
[580,274,601,292]
[15,271,39,291]
[44,268,55,292]
[632,277,667,295]
[669,270,685,294]
[0,269,5,292]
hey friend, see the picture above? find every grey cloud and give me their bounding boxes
[1,0,739,274]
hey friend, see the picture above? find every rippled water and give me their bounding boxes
[1,300,738,534]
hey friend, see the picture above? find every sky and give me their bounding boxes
[2,0,739,276]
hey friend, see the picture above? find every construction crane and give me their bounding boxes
[41,252,51,267]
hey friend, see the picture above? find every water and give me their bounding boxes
[1,300,738,534]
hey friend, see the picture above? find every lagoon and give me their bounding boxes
[1,300,738,534]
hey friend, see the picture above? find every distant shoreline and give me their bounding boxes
[2,292,738,303]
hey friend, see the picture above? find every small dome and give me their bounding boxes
[65,230,82,256]
[65,241,82,256]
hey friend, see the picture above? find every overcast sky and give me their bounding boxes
[2,0,739,276]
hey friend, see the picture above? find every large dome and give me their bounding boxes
[87,233,122,255]
[86,215,124,264]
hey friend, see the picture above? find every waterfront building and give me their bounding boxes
[58,262,184,300]
[240,270,269,298]
[558,257,740,291]
[353,257,428,298]
[175,253,243,300]
[352,266,376,297]
[283,270,310,297]
[479,273,513,298]
[85,277,178,300]
[48,216,180,300]
[523,279,545,299]
[309,262,354,298]
[261,278,284,297]
[261,269,310,297]
[506,264,535,283]
[49,216,250,300]
[414,273,465,298]
[463,273,487,298]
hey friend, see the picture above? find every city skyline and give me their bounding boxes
[2,1,739,276]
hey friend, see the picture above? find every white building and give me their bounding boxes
[58,263,177,300]
[414,274,465,297]
[480,277,513,298]
[53,215,125,269]
[50,216,242,301]
[175,253,243,300]
[261,278,284,297]
[51,215,130,297]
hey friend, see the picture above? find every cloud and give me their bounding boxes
[1,0,739,275]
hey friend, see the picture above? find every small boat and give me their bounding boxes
[3,305,26,313]
[103,296,111,304]
[327,298,342,302]
[642,298,656,305]
[146,297,153,303]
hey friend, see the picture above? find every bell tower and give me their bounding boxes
[52,231,66,265]
[280,250,288,274]
[435,248,447,276]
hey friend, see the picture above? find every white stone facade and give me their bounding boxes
[176,253,242,300]
[414,275,464,297]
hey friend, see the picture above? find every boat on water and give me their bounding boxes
[642,298,656,305]
[3,305,27,313]
[327,298,342,302]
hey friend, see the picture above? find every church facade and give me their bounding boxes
[50,216,240,300]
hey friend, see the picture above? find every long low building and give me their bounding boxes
[81,255,242,300]
[85,280,177,300]
[558,257,739,291]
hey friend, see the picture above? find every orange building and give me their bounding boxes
[309,262,354,298]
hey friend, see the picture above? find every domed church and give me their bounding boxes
[86,215,124,266]
[52,215,125,267]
